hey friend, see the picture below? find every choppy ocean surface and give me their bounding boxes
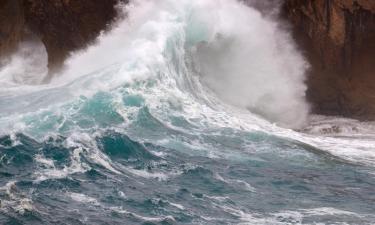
[1,0,375,224]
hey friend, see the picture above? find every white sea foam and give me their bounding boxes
[34,154,55,167]
[301,207,358,216]
[0,181,34,214]
[0,38,48,89]
[124,167,170,181]
[69,192,100,205]
[213,204,365,225]
[0,0,374,170]
[169,202,185,210]
[65,132,121,174]
[110,206,176,223]
[34,147,90,182]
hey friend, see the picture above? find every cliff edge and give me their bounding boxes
[284,0,375,119]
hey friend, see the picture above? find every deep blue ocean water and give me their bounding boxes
[1,130,375,224]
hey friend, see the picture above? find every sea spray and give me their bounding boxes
[55,0,309,128]
[187,0,309,128]
[0,38,48,87]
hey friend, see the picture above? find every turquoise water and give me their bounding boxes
[1,0,375,224]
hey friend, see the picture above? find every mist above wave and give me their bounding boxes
[188,0,309,128]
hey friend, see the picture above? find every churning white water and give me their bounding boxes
[0,38,48,87]
[57,0,309,128]
[0,0,374,167]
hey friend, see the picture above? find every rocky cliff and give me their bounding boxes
[0,0,125,69]
[284,0,375,119]
[0,0,24,57]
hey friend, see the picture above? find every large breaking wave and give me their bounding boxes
[1,0,375,224]
[0,0,309,129]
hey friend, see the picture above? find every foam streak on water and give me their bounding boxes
[0,0,375,224]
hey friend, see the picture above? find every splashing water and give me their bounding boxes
[0,38,48,87]
[0,0,375,224]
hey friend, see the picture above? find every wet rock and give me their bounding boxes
[284,0,375,120]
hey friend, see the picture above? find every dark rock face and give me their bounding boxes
[0,0,24,57]
[0,0,126,69]
[24,0,123,69]
[283,0,375,119]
